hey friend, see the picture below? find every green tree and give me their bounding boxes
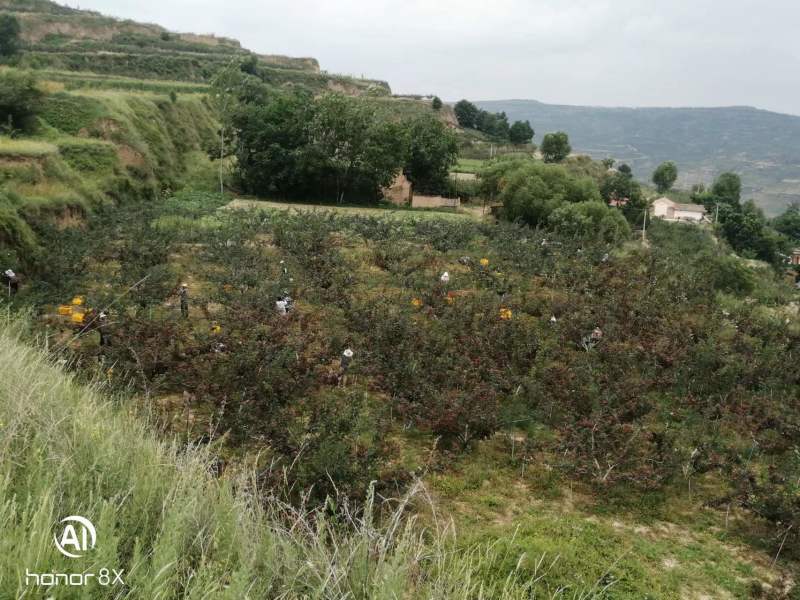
[475,110,510,140]
[431,96,442,111]
[402,114,458,194]
[652,161,678,193]
[0,15,21,58]
[718,200,786,263]
[602,158,615,169]
[600,170,647,225]
[773,203,800,241]
[601,171,640,203]
[230,88,317,198]
[618,163,632,176]
[509,120,534,145]
[540,132,571,163]
[453,99,478,129]
[711,172,742,206]
[0,69,43,134]
[310,93,405,203]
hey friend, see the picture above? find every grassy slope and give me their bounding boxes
[0,77,219,266]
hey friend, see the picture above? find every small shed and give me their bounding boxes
[382,173,460,209]
[382,173,413,206]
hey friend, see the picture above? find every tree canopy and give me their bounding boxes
[540,132,571,163]
[711,172,742,206]
[453,100,479,129]
[773,203,800,242]
[600,168,647,225]
[509,120,534,145]
[688,172,789,264]
[0,15,20,58]
[309,93,405,203]
[652,161,678,193]
[453,98,533,144]
[549,200,631,243]
[480,159,611,229]
[403,113,459,194]
[219,72,458,203]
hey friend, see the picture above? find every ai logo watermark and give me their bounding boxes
[25,515,125,588]
[54,515,96,558]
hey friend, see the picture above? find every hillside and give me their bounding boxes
[0,0,390,95]
[476,99,800,215]
[0,82,220,266]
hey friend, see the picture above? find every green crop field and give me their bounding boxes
[3,184,796,597]
[453,158,487,174]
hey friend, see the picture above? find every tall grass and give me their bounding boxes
[0,321,602,598]
[0,138,58,158]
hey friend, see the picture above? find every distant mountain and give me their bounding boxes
[476,99,800,215]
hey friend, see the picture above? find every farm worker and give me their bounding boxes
[275,299,288,316]
[338,348,354,385]
[3,269,19,296]
[440,271,450,284]
[282,291,294,312]
[179,283,189,318]
[580,326,603,351]
[341,348,354,371]
[550,315,558,324]
[280,260,288,275]
[97,311,111,347]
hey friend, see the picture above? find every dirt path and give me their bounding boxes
[224,198,480,221]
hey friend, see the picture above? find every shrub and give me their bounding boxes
[0,69,44,134]
[482,159,602,228]
[709,254,755,296]
[57,140,119,174]
[548,201,631,243]
[38,92,105,135]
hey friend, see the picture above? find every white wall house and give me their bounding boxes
[651,197,707,223]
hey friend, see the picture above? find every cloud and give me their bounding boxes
[73,0,800,114]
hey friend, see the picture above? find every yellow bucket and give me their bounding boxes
[71,296,84,306]
[58,305,73,316]
[71,312,85,324]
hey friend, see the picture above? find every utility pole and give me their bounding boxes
[642,205,648,242]
[219,125,225,197]
[715,203,720,224]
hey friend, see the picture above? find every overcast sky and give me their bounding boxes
[74,0,800,115]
